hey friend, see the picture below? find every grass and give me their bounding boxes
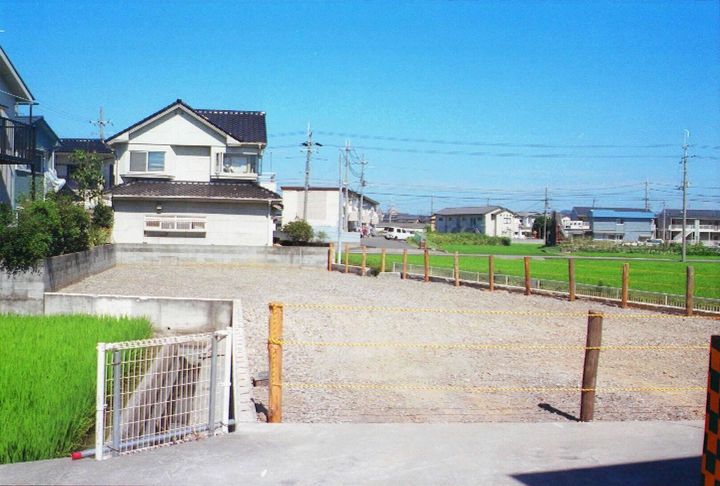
[0,314,151,464]
[350,253,720,298]
[439,243,720,260]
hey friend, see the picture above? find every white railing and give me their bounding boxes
[391,262,720,314]
[144,215,207,233]
[95,330,232,460]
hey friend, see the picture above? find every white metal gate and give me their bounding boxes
[95,330,232,460]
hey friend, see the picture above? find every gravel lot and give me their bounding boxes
[63,263,718,423]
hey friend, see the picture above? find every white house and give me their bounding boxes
[514,211,539,239]
[281,186,381,236]
[434,206,518,237]
[106,99,281,246]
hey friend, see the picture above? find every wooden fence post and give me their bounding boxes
[344,244,349,274]
[568,258,576,302]
[621,263,629,308]
[361,245,367,276]
[327,243,334,272]
[424,246,430,282]
[488,255,494,291]
[524,256,531,296]
[454,251,460,287]
[402,249,408,280]
[268,302,284,423]
[380,248,386,273]
[686,266,694,317]
[580,310,603,422]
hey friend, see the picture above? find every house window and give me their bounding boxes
[223,154,256,174]
[130,151,165,172]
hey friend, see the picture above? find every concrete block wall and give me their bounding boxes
[115,243,327,267]
[0,245,116,314]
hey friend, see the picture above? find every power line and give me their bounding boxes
[315,130,720,151]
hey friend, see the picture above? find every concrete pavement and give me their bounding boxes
[0,421,703,485]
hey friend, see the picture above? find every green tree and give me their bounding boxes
[0,200,60,275]
[282,220,314,243]
[71,150,105,204]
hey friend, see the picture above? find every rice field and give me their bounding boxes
[0,314,151,464]
[351,253,720,298]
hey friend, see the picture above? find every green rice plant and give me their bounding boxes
[0,314,151,464]
[351,253,720,298]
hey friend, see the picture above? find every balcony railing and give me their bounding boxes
[0,116,33,164]
[668,224,720,232]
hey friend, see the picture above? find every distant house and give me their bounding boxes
[434,206,518,237]
[280,186,381,238]
[55,138,115,193]
[589,209,655,242]
[514,211,540,239]
[656,209,720,247]
[105,99,281,246]
[0,46,38,208]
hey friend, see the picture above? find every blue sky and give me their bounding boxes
[2,0,718,214]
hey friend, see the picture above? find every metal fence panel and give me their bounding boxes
[95,330,231,460]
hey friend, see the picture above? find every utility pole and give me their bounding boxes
[301,124,322,221]
[543,186,549,245]
[343,141,351,232]
[680,130,690,262]
[358,154,367,233]
[90,107,112,141]
[661,201,667,241]
[430,194,434,217]
[336,151,344,264]
[644,180,650,211]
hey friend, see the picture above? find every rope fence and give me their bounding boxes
[265,302,709,424]
[325,244,720,315]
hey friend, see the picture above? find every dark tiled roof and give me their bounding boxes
[58,138,112,154]
[195,109,266,144]
[658,209,720,219]
[106,99,266,144]
[111,180,280,201]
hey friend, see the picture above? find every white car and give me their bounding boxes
[384,227,413,240]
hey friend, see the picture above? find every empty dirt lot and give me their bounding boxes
[63,263,718,423]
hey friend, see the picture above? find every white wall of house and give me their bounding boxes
[281,188,381,230]
[113,110,262,184]
[437,209,517,237]
[112,199,273,246]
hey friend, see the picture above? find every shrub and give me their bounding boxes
[92,202,114,229]
[52,197,91,255]
[283,220,314,243]
[426,232,512,247]
[0,199,60,275]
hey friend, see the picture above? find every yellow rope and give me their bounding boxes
[269,338,705,351]
[281,303,714,319]
[280,382,705,393]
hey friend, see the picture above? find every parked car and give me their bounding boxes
[384,226,413,240]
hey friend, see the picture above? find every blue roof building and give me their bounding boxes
[590,209,655,242]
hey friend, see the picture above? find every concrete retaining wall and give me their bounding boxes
[115,243,327,267]
[0,245,116,314]
[44,293,232,335]
[43,292,256,422]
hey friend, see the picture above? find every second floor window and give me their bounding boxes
[223,154,256,174]
[130,151,165,172]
